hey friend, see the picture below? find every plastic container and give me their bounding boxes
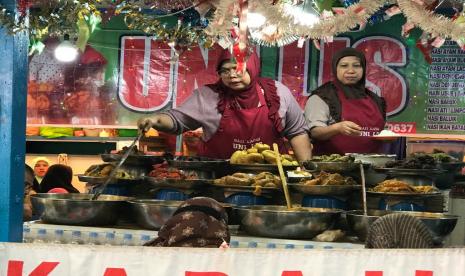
[88,232,101,245]
[22,227,32,243]
[69,231,83,245]
[33,229,47,243]
[52,229,65,244]
[378,198,425,211]
[154,189,189,201]
[301,195,348,210]
[103,232,116,246]
[118,129,138,137]
[225,192,270,205]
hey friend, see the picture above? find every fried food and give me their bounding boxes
[214,171,281,188]
[300,171,356,186]
[253,142,270,152]
[230,150,248,164]
[229,143,298,165]
[372,179,416,193]
[413,185,439,194]
[244,152,265,164]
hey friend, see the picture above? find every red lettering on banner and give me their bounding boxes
[7,260,59,276]
[365,271,383,276]
[185,272,228,276]
[7,260,23,276]
[282,271,303,276]
[279,41,309,107]
[29,262,59,276]
[353,37,407,116]
[175,45,223,106]
[119,36,172,112]
[415,270,433,276]
[103,268,128,276]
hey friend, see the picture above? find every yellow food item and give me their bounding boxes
[281,159,294,166]
[281,154,294,161]
[244,152,265,164]
[262,150,277,164]
[230,150,248,164]
[246,148,258,154]
[253,142,270,152]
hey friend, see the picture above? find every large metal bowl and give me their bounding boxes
[31,193,132,226]
[128,200,182,230]
[235,205,342,239]
[346,210,458,243]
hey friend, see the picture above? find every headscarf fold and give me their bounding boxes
[145,197,230,248]
[39,164,79,193]
[365,213,434,249]
[311,47,386,122]
[331,47,367,99]
[207,49,283,132]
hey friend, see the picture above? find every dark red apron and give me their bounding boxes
[199,89,287,159]
[313,86,384,155]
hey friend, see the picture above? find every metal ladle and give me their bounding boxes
[91,132,144,200]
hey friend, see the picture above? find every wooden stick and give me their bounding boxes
[360,163,367,216]
[273,143,292,210]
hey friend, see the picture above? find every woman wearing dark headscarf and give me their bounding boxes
[144,197,230,247]
[39,164,80,193]
[138,49,312,161]
[304,47,386,155]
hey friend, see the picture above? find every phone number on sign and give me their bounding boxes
[386,122,416,134]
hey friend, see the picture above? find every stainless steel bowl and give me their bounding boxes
[346,210,458,243]
[235,205,342,239]
[31,193,132,226]
[128,200,182,230]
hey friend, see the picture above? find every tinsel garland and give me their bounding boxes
[290,0,388,38]
[398,0,465,43]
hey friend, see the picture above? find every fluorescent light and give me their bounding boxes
[247,12,266,29]
[54,36,78,62]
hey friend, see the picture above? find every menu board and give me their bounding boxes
[427,40,465,132]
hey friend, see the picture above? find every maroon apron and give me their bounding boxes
[199,89,287,159]
[313,86,385,155]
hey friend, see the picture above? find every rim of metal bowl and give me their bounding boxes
[234,205,344,214]
[31,193,133,202]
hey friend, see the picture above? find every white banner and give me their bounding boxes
[0,243,464,276]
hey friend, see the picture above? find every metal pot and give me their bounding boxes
[31,193,132,226]
[128,200,182,230]
[346,210,458,243]
[235,205,342,239]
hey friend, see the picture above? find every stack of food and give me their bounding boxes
[300,172,357,186]
[148,163,198,180]
[214,172,281,188]
[311,154,355,162]
[371,179,439,194]
[84,164,134,179]
[230,143,298,166]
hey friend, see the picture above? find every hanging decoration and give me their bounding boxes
[398,0,465,49]
[1,0,465,55]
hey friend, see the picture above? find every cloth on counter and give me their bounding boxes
[144,197,230,248]
[365,213,434,249]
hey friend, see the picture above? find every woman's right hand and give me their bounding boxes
[336,121,361,136]
[137,117,154,133]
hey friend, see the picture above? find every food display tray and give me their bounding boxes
[144,176,211,189]
[288,184,360,196]
[77,174,141,185]
[366,191,441,198]
[209,182,280,193]
[101,153,165,166]
[167,159,229,170]
[229,163,298,173]
[373,167,446,176]
[302,161,362,173]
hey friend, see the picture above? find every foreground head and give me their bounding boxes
[39,164,74,193]
[145,197,230,247]
[32,157,50,178]
[332,47,366,86]
[216,49,260,91]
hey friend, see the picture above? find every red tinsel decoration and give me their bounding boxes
[17,0,32,17]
